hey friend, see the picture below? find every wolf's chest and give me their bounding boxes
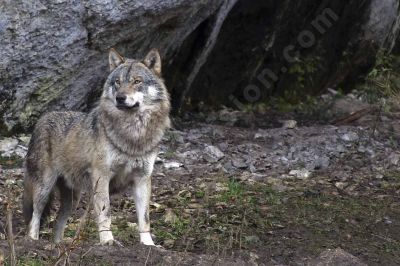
[106,149,145,176]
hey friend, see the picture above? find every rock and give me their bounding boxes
[282,120,297,129]
[309,248,367,266]
[244,235,260,243]
[127,222,138,230]
[383,216,393,225]
[163,162,183,169]
[178,150,202,161]
[14,146,28,158]
[186,1,400,112]
[254,129,271,139]
[164,209,178,224]
[341,132,359,142]
[0,138,18,156]
[0,0,224,132]
[387,153,400,166]
[222,161,235,173]
[2,0,400,133]
[335,182,347,190]
[18,135,31,146]
[289,169,312,179]
[203,145,225,163]
[163,239,175,248]
[232,158,248,169]
[313,156,331,170]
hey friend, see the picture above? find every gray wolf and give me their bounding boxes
[23,48,170,246]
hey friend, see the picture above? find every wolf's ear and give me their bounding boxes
[109,48,125,71]
[143,49,161,76]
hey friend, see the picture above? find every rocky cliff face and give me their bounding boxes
[0,0,399,133]
[183,0,400,109]
[0,0,223,132]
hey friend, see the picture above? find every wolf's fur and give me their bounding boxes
[23,49,170,245]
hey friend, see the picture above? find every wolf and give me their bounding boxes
[23,48,170,246]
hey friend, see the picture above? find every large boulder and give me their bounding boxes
[0,0,400,133]
[0,0,224,132]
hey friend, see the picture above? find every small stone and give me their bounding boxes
[18,135,31,146]
[222,161,235,173]
[335,182,347,190]
[244,235,260,243]
[5,179,16,186]
[164,209,178,224]
[203,145,225,163]
[163,162,183,169]
[44,243,56,250]
[388,153,400,166]
[383,216,393,225]
[309,248,367,266]
[282,120,297,129]
[0,233,5,240]
[163,239,175,248]
[340,132,359,142]
[289,169,311,179]
[0,138,18,156]
[14,146,27,158]
[254,129,270,139]
[127,222,138,230]
[249,164,257,173]
[187,133,202,141]
[232,158,248,169]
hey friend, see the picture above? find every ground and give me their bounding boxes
[0,92,400,265]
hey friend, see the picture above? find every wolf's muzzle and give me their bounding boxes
[116,94,140,110]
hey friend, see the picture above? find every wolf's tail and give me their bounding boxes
[22,179,34,225]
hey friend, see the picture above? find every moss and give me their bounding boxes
[361,50,400,103]
[18,76,67,130]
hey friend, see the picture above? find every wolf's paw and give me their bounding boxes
[27,231,39,241]
[98,239,124,247]
[139,232,155,246]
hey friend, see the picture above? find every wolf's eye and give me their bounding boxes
[115,79,120,87]
[134,79,142,85]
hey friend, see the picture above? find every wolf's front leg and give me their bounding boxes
[92,172,114,245]
[133,175,155,246]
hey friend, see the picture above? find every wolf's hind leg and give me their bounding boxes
[54,179,81,243]
[28,171,58,240]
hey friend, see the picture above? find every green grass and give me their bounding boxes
[4,257,45,266]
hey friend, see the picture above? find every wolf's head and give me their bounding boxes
[101,49,169,112]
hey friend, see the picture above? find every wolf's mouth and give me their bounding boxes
[116,102,140,110]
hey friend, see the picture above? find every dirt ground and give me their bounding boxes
[0,94,400,265]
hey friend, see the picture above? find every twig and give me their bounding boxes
[6,199,16,266]
[178,0,238,112]
[144,246,152,266]
[332,107,377,126]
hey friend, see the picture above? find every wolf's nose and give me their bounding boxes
[116,94,126,104]
[133,102,140,108]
